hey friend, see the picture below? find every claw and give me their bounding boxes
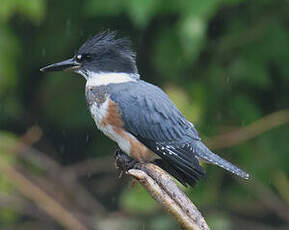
[113,148,137,172]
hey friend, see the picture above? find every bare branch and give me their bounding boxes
[64,156,114,176]
[0,132,105,229]
[207,109,289,150]
[11,130,107,215]
[127,163,210,230]
[0,160,89,230]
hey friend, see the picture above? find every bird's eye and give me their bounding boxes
[76,54,82,62]
[76,54,91,62]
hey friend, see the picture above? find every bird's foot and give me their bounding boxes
[113,149,137,174]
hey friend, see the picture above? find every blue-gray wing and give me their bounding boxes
[108,80,200,144]
[108,80,204,186]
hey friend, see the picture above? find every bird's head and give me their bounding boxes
[40,31,138,79]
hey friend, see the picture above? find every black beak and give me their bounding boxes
[40,58,80,72]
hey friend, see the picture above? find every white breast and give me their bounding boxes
[89,100,131,154]
[89,100,109,127]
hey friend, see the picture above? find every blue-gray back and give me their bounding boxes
[107,80,200,144]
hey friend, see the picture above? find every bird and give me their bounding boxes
[40,31,249,187]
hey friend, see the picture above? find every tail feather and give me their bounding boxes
[154,158,204,187]
[140,137,248,187]
[139,138,205,187]
[155,145,205,187]
[194,141,249,179]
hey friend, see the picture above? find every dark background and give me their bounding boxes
[0,0,289,229]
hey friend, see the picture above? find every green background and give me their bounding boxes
[0,0,289,229]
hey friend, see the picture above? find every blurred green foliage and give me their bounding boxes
[0,132,19,225]
[0,0,289,229]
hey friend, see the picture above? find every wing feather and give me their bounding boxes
[108,80,204,186]
[108,80,200,143]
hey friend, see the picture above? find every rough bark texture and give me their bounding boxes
[115,152,210,230]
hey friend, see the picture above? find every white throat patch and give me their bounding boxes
[86,72,138,87]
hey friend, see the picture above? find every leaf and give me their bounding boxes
[0,0,45,23]
[17,0,45,23]
[83,0,124,17]
[177,15,206,62]
[164,84,204,122]
[229,55,271,89]
[124,0,159,28]
[153,29,184,80]
[0,27,19,96]
[182,0,221,18]
[0,27,21,122]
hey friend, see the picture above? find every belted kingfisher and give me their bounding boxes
[40,31,249,186]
